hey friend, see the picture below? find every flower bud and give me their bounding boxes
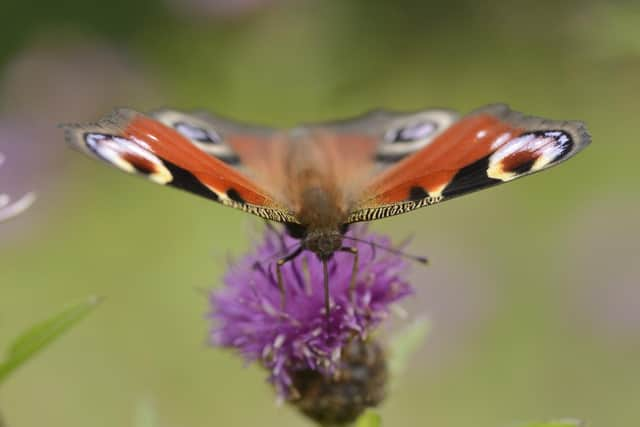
[288,338,387,425]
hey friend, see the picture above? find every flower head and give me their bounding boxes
[209,225,413,403]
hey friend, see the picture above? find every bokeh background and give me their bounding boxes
[1,0,639,426]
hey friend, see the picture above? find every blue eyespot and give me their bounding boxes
[174,122,222,144]
[386,121,436,143]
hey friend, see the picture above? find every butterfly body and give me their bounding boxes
[63,104,590,309]
[259,131,355,260]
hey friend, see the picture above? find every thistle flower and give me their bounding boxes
[209,225,414,424]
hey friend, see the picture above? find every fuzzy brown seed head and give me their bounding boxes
[287,338,387,426]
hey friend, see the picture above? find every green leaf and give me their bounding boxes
[523,420,583,427]
[0,296,102,384]
[388,317,430,378]
[354,410,381,427]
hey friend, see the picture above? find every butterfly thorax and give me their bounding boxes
[293,185,347,260]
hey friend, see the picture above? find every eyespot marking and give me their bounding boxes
[121,153,158,175]
[501,151,537,174]
[174,122,222,144]
[488,130,574,181]
[84,132,172,184]
[385,121,437,144]
[538,130,573,162]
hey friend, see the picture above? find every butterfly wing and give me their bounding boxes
[347,104,591,223]
[314,108,460,170]
[63,109,299,223]
[147,109,296,201]
[148,108,275,168]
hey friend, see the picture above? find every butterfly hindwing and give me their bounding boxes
[314,108,460,171]
[347,104,591,223]
[149,108,277,169]
[63,109,299,223]
[153,107,461,176]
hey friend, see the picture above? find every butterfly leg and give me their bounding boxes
[322,259,330,319]
[276,246,304,309]
[340,247,359,303]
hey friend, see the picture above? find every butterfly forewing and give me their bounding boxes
[63,109,299,223]
[347,104,591,223]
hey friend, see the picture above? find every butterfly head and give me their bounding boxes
[303,228,344,260]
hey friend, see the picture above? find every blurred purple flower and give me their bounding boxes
[1,36,155,123]
[0,152,35,223]
[0,117,65,243]
[209,225,413,397]
[0,35,156,239]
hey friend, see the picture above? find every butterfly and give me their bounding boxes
[63,104,590,313]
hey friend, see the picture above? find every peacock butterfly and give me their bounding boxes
[63,104,590,313]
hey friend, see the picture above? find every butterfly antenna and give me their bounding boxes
[341,236,428,264]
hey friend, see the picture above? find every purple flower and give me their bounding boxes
[0,152,35,223]
[209,225,413,400]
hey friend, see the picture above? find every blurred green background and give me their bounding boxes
[1,0,639,426]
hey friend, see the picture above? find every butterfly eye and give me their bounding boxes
[385,121,437,143]
[174,122,222,144]
[285,222,307,239]
[339,223,350,235]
